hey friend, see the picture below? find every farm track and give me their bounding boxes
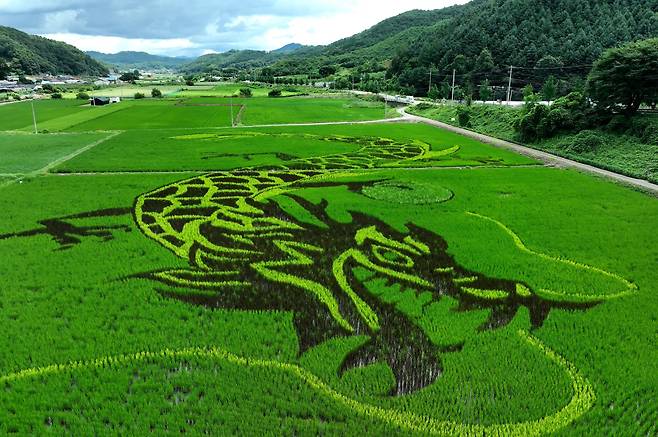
[5,105,657,197]
[0,99,31,106]
[0,131,122,189]
[400,108,658,196]
[234,114,408,129]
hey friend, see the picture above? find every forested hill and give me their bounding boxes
[267,7,466,75]
[180,8,465,75]
[322,8,463,55]
[184,0,657,97]
[391,0,658,90]
[388,0,658,97]
[182,50,283,73]
[181,45,306,74]
[0,26,108,76]
[87,51,190,71]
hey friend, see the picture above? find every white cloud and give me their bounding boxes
[225,15,278,31]
[41,33,197,56]
[253,1,471,51]
[6,0,471,56]
[0,0,82,14]
[42,9,81,33]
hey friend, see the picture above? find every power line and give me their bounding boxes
[513,64,593,70]
[409,62,597,81]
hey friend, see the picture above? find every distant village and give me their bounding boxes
[1,71,342,98]
[0,73,150,94]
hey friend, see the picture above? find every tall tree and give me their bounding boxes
[542,76,558,103]
[474,48,495,76]
[428,85,441,101]
[452,55,468,74]
[587,38,658,115]
[0,60,9,80]
[479,79,493,102]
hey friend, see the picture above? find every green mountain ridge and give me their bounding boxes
[3,0,657,86]
[86,51,191,71]
[181,44,307,74]
[181,9,463,75]
[180,0,658,97]
[0,26,108,76]
[387,0,658,95]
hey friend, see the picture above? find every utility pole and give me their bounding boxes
[506,65,514,104]
[451,69,456,102]
[30,100,37,134]
[383,96,387,119]
[428,67,433,94]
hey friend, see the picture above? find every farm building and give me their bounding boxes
[90,97,121,106]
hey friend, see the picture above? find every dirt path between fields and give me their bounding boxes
[0,99,31,106]
[235,113,411,129]
[400,108,658,196]
[0,131,122,189]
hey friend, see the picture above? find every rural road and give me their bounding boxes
[236,115,411,129]
[399,108,658,196]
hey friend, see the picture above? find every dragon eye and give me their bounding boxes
[371,245,414,268]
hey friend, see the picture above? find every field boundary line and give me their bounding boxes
[0,131,122,189]
[2,130,98,136]
[401,108,658,196]
[61,116,408,133]
[238,115,408,129]
[0,99,31,106]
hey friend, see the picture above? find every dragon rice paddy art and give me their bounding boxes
[0,133,638,435]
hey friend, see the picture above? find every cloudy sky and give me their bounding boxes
[0,0,468,57]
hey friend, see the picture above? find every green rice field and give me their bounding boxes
[0,94,390,133]
[0,95,655,435]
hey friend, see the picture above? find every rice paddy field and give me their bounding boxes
[172,83,310,98]
[0,94,656,436]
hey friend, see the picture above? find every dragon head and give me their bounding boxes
[132,171,631,396]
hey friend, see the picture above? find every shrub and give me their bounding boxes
[456,106,471,128]
[51,93,62,99]
[134,92,146,99]
[185,80,194,86]
[605,116,631,133]
[76,92,90,100]
[641,124,658,145]
[239,88,253,98]
[564,130,606,153]
[151,88,163,98]
[414,103,433,111]
[516,92,596,141]
[268,89,282,98]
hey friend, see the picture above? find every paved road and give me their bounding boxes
[400,108,658,196]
